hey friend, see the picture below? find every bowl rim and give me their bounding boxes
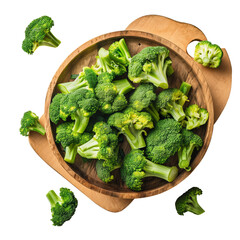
[44,30,214,199]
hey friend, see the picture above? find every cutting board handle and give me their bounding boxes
[126,15,232,122]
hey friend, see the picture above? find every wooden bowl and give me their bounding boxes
[44,30,214,199]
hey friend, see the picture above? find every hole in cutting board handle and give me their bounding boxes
[186,40,200,58]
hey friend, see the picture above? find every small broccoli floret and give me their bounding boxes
[108,107,154,149]
[56,121,93,163]
[108,38,132,66]
[57,67,98,94]
[49,93,64,124]
[46,187,78,226]
[175,187,205,215]
[194,41,223,68]
[178,129,203,171]
[184,104,209,130]
[121,149,178,191]
[77,122,119,167]
[22,16,61,54]
[20,111,45,136]
[155,88,187,121]
[128,46,174,89]
[146,119,182,164]
[129,83,159,122]
[59,88,99,133]
[91,48,127,76]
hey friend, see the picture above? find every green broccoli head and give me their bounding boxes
[20,111,45,136]
[184,104,209,130]
[57,67,98,94]
[175,187,205,215]
[49,93,64,124]
[178,129,203,171]
[46,187,78,226]
[22,16,61,54]
[108,38,132,66]
[121,149,178,191]
[155,88,187,121]
[194,41,223,68]
[128,46,174,89]
[146,119,182,164]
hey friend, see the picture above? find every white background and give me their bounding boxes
[1,0,239,239]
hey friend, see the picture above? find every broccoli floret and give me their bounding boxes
[95,72,132,114]
[108,107,154,149]
[155,88,187,121]
[20,111,45,136]
[49,93,64,124]
[59,88,99,133]
[129,83,159,122]
[77,122,119,167]
[46,187,78,226]
[56,121,93,163]
[108,38,132,66]
[96,148,124,183]
[57,67,98,94]
[175,187,205,215]
[184,104,209,130]
[146,119,182,164]
[194,41,223,68]
[91,48,127,76]
[128,46,174,89]
[22,16,61,54]
[178,129,203,171]
[121,149,178,191]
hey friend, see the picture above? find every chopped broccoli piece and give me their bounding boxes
[22,16,61,54]
[108,107,154,149]
[194,40,223,68]
[178,129,203,171]
[155,88,187,121]
[179,82,192,96]
[184,104,209,130]
[46,187,78,226]
[108,38,132,66]
[146,119,182,164]
[128,46,174,89]
[129,83,159,122]
[20,111,45,136]
[58,67,98,94]
[49,93,64,124]
[121,149,178,191]
[175,187,205,215]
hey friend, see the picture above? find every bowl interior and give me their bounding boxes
[45,31,213,199]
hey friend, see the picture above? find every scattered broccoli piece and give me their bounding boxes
[56,121,93,163]
[49,93,64,124]
[46,187,78,226]
[58,67,98,94]
[184,104,209,130]
[77,122,119,167]
[108,38,132,66]
[22,16,61,54]
[194,40,223,68]
[59,88,99,133]
[91,48,126,76]
[175,187,205,215]
[108,107,154,149]
[128,46,174,89]
[179,82,192,96]
[146,119,182,164]
[178,129,203,171]
[121,149,178,191]
[20,111,45,136]
[95,72,130,114]
[155,88,187,121]
[129,83,159,122]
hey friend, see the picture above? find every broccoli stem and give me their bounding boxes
[72,109,89,133]
[112,79,135,95]
[58,78,88,94]
[29,122,46,135]
[168,102,185,121]
[46,190,62,208]
[118,38,132,63]
[40,31,61,48]
[179,82,192,96]
[178,143,196,171]
[145,103,160,122]
[64,144,78,164]
[77,137,99,159]
[186,195,205,215]
[144,159,178,182]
